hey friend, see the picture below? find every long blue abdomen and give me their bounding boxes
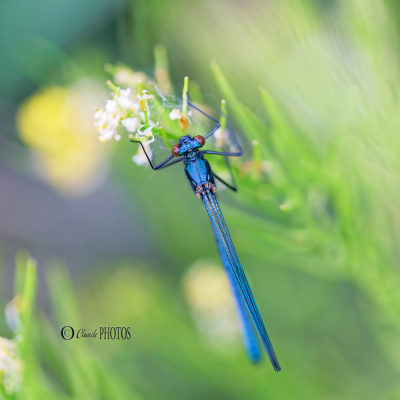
[214,233,262,362]
[202,190,281,371]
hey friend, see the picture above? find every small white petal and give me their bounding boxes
[105,99,117,112]
[94,109,103,119]
[137,91,153,101]
[132,144,152,165]
[143,126,154,135]
[117,96,136,110]
[121,117,139,132]
[169,109,181,120]
[120,88,131,97]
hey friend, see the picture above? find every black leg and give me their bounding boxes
[214,172,237,192]
[217,110,243,155]
[202,149,242,157]
[187,98,243,156]
[189,99,243,155]
[187,99,221,139]
[187,99,219,124]
[205,123,221,139]
[130,139,184,170]
[213,155,238,192]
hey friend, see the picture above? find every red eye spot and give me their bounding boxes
[171,144,181,157]
[194,135,205,146]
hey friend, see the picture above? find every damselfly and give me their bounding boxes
[131,98,281,372]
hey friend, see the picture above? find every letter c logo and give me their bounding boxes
[61,325,75,340]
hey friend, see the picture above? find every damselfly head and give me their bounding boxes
[178,135,193,146]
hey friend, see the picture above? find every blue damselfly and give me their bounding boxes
[132,99,281,372]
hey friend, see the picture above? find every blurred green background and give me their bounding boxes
[1,0,400,399]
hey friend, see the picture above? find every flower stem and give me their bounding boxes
[182,76,189,114]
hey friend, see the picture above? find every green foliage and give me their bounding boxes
[2,0,400,398]
[0,254,139,400]
[107,43,400,397]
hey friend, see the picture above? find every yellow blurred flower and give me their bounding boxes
[17,81,107,196]
[182,260,240,345]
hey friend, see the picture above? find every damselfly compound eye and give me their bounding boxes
[194,135,205,146]
[171,144,181,157]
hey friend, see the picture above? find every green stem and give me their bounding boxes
[154,44,173,95]
[220,99,227,130]
[182,76,189,114]
[106,80,120,96]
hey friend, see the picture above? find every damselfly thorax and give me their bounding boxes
[174,135,217,198]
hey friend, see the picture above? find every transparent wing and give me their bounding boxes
[202,191,281,371]
[143,98,224,165]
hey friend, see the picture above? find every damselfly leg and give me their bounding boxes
[201,112,243,157]
[213,155,238,192]
[190,103,241,191]
[213,172,237,192]
[187,99,221,139]
[130,139,184,170]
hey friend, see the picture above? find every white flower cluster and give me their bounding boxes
[94,88,138,142]
[95,84,162,165]
[0,337,22,395]
[94,86,157,143]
